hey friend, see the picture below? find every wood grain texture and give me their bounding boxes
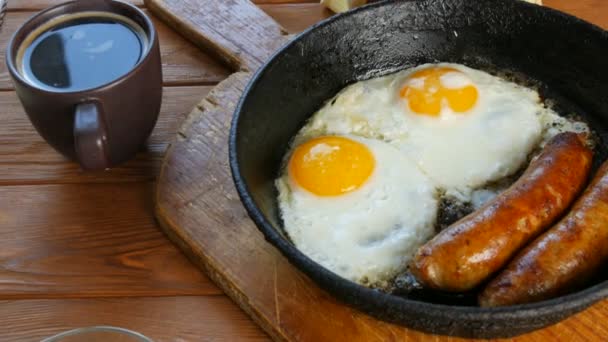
[0,86,210,185]
[0,4,327,90]
[154,61,608,342]
[5,0,317,11]
[144,0,289,71]
[1,1,318,341]
[153,0,608,341]
[6,0,144,11]
[545,0,608,29]
[0,297,269,342]
[0,0,5,31]
[0,4,322,184]
[5,2,599,90]
[0,182,218,298]
[262,3,332,32]
[0,10,229,90]
[0,1,325,185]
[0,0,606,341]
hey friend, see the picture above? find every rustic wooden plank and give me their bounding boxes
[6,0,143,11]
[0,4,333,90]
[0,3,330,184]
[6,0,317,11]
[0,182,219,298]
[154,71,294,339]
[152,70,466,342]
[260,3,332,33]
[265,1,608,31]
[155,68,608,342]
[144,0,289,71]
[0,0,5,30]
[152,0,608,341]
[0,1,605,341]
[544,0,608,29]
[0,86,209,185]
[0,297,269,341]
[255,0,319,3]
[1,2,605,89]
[0,11,228,90]
[7,1,144,11]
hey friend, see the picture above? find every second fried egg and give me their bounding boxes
[302,63,546,198]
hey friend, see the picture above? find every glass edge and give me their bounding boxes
[40,326,153,342]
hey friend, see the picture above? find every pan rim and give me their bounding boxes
[229,0,608,326]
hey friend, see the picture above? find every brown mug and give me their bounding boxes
[6,0,162,170]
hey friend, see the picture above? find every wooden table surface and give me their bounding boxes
[0,1,606,341]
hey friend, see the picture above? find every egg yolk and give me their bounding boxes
[288,136,375,196]
[400,67,478,116]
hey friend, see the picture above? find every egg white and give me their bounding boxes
[280,63,590,286]
[276,136,437,285]
[395,64,545,198]
[300,63,589,200]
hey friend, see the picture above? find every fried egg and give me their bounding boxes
[276,135,437,285]
[279,63,590,286]
[301,63,584,199]
[395,64,543,198]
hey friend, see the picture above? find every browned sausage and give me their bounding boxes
[479,160,608,307]
[411,132,593,292]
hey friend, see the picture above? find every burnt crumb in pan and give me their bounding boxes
[386,271,479,306]
[434,171,521,233]
[436,197,473,232]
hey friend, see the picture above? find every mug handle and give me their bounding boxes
[74,102,110,170]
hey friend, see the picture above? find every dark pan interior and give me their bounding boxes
[230,0,608,337]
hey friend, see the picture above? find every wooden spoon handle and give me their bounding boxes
[144,0,289,71]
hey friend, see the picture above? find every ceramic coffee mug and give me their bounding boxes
[6,0,162,170]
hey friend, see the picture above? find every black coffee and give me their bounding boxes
[18,12,147,92]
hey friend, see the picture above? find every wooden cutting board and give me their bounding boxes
[149,0,608,340]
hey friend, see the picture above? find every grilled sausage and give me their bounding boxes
[411,132,593,292]
[479,160,608,307]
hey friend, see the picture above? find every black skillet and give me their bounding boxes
[230,0,608,338]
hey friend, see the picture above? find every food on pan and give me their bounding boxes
[479,160,608,307]
[276,136,437,285]
[321,0,368,13]
[276,63,591,290]
[299,64,587,203]
[412,132,593,292]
